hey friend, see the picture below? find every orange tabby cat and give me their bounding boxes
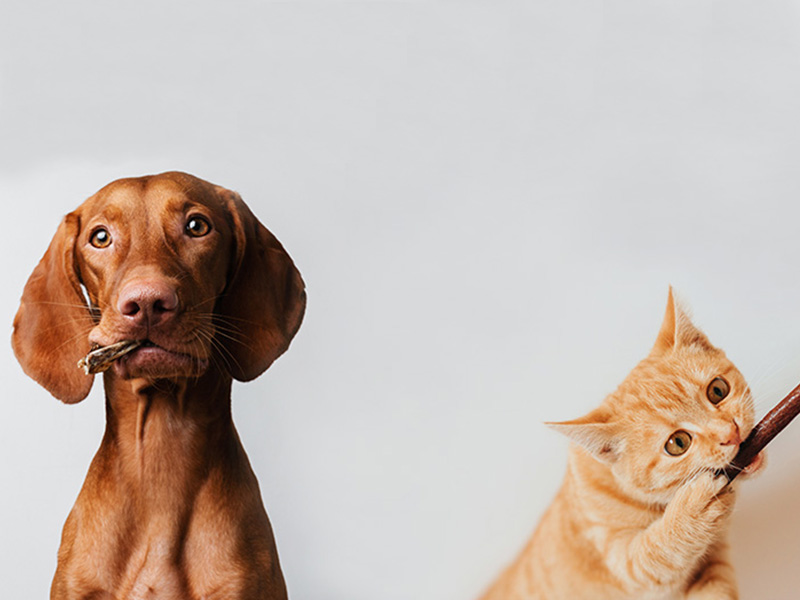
[481,290,763,600]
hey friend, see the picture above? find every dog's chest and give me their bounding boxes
[121,537,191,599]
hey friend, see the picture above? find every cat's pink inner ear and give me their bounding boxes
[547,408,620,464]
[651,287,713,355]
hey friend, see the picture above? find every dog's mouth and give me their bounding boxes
[78,340,144,374]
[80,338,209,379]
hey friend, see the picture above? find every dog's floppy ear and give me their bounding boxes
[12,213,94,403]
[216,188,306,381]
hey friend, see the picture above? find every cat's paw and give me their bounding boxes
[670,471,735,525]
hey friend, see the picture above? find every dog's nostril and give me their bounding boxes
[121,300,141,316]
[153,296,177,313]
[118,283,179,320]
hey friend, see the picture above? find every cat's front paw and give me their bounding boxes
[670,471,735,527]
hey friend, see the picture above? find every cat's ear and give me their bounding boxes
[651,287,713,355]
[546,407,620,464]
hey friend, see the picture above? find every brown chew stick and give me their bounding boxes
[722,381,800,482]
[77,340,142,375]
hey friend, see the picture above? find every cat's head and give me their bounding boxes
[549,289,755,505]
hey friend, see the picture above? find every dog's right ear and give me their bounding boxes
[215,188,306,382]
[12,213,95,403]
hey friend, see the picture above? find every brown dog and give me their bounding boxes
[13,172,305,599]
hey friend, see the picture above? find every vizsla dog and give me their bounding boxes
[13,172,305,599]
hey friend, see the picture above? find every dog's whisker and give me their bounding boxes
[208,323,249,338]
[191,294,226,309]
[210,329,260,356]
[194,328,237,377]
[212,314,265,326]
[51,329,95,355]
[196,327,246,377]
[27,300,95,310]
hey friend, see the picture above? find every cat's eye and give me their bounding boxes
[665,430,692,456]
[186,215,211,237]
[89,227,112,248]
[706,377,730,405]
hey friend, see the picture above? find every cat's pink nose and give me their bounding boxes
[720,421,742,446]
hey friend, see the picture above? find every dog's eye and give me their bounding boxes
[89,227,112,248]
[186,216,211,238]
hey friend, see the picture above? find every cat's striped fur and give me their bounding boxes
[481,290,762,600]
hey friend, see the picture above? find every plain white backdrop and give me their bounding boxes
[3,2,800,598]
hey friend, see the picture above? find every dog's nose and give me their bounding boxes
[117,280,179,328]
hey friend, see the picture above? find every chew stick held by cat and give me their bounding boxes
[480,290,763,600]
[721,381,800,482]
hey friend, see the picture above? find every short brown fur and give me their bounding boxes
[13,172,305,599]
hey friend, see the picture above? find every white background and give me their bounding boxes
[3,2,800,598]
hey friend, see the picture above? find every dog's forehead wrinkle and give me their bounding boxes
[83,185,137,220]
[144,172,213,204]
[145,177,188,200]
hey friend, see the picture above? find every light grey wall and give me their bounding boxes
[2,2,800,598]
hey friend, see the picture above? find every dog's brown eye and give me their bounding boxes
[707,377,730,405]
[89,227,112,248]
[665,430,692,456]
[186,216,211,237]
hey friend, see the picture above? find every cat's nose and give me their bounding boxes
[720,421,742,446]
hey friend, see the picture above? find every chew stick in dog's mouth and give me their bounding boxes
[77,340,143,375]
[721,382,800,482]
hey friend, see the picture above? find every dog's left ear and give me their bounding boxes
[216,188,306,381]
[12,213,95,403]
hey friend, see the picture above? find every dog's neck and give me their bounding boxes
[101,367,239,503]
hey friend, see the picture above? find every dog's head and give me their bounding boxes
[12,172,306,403]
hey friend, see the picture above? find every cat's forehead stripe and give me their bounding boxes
[692,366,732,382]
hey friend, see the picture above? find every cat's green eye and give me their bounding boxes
[665,430,692,456]
[706,377,730,405]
